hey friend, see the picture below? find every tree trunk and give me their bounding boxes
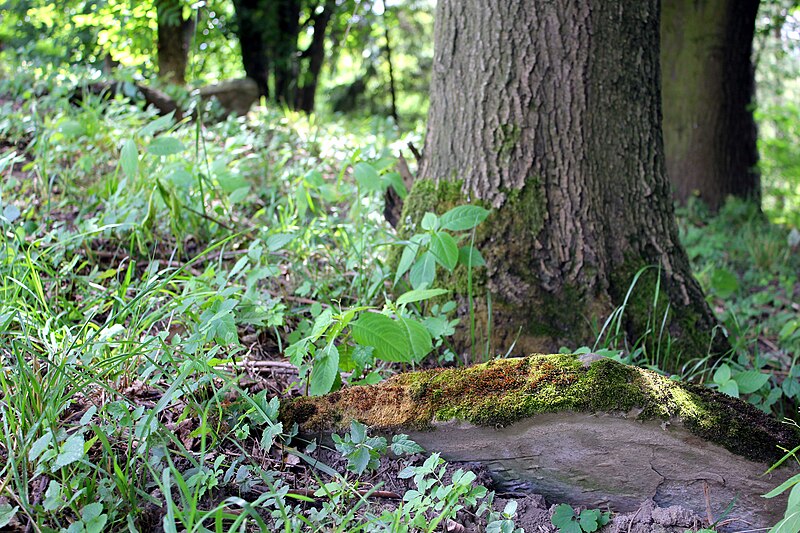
[233,0,270,98]
[156,0,194,85]
[296,1,334,113]
[661,0,761,211]
[403,0,727,365]
[271,0,301,106]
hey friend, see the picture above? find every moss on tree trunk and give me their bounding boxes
[403,0,729,367]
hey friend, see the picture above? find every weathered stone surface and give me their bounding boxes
[282,354,799,527]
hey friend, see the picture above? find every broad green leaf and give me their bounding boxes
[310,308,333,340]
[394,244,418,286]
[54,433,85,468]
[349,447,371,475]
[120,139,138,179]
[719,379,739,398]
[440,205,490,231]
[2,204,20,223]
[351,313,411,363]
[391,434,424,455]
[383,171,407,198]
[266,233,296,252]
[784,378,800,399]
[354,163,382,192]
[770,510,800,533]
[349,420,367,443]
[398,317,433,363]
[309,344,339,396]
[430,231,459,270]
[147,136,185,156]
[0,504,18,528]
[58,119,85,137]
[397,288,449,306]
[713,364,731,383]
[579,509,601,532]
[550,504,580,533]
[409,252,436,289]
[138,112,175,137]
[458,245,486,267]
[710,268,739,298]
[421,212,439,231]
[733,370,769,394]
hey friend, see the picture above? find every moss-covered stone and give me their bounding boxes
[280,354,797,464]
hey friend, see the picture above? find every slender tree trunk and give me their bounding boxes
[156,0,195,84]
[661,0,761,211]
[272,0,301,106]
[233,0,270,98]
[296,1,334,113]
[404,0,727,365]
[384,12,399,123]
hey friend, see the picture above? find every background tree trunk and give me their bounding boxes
[233,0,270,98]
[661,0,761,211]
[296,1,335,113]
[405,0,727,365]
[156,0,195,85]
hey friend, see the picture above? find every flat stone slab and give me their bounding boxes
[282,354,799,527]
[406,413,788,526]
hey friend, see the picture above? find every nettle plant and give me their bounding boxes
[285,204,490,396]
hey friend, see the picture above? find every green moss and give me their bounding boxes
[494,123,521,163]
[282,354,797,463]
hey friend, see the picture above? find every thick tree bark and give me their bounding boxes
[156,0,195,85]
[405,0,727,365]
[661,0,761,211]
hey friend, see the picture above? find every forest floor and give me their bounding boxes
[0,80,798,532]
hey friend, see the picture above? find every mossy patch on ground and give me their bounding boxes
[281,354,797,464]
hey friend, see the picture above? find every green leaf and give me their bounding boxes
[551,504,580,533]
[349,447,372,474]
[397,288,449,306]
[421,212,439,231]
[2,204,20,223]
[0,504,19,528]
[579,509,601,532]
[409,252,436,290]
[770,510,800,533]
[310,308,333,340]
[138,112,175,137]
[719,379,739,398]
[147,136,185,156]
[120,139,138,179]
[763,473,800,498]
[54,433,85,468]
[430,231,459,270]
[309,343,339,396]
[458,245,486,267]
[710,268,739,298]
[394,243,418,286]
[784,378,800,399]
[733,370,769,394]
[391,434,424,455]
[266,233,296,252]
[351,313,411,363]
[353,163,382,192]
[440,205,490,231]
[349,420,367,443]
[398,317,433,363]
[713,364,731,383]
